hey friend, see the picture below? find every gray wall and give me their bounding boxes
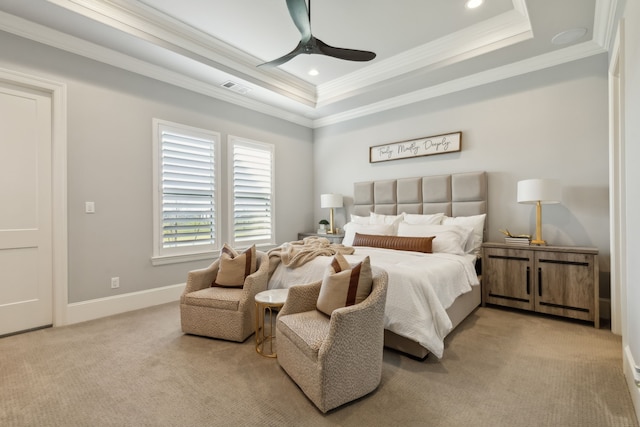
[313,54,610,286]
[0,31,314,303]
[0,30,612,307]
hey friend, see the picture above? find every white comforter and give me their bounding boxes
[268,247,480,358]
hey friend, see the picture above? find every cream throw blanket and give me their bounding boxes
[268,236,354,273]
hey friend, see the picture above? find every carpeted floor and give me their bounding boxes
[1,303,637,427]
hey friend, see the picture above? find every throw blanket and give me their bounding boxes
[268,236,354,273]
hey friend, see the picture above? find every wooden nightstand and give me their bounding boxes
[482,242,599,328]
[298,232,345,244]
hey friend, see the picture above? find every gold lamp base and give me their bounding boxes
[328,208,335,234]
[531,201,546,245]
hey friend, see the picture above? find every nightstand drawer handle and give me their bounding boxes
[538,267,542,297]
[526,266,530,295]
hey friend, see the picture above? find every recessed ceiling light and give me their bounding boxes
[551,28,588,45]
[465,0,483,9]
[308,69,319,76]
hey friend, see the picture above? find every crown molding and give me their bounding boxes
[315,2,532,107]
[0,10,314,128]
[593,0,620,51]
[45,0,318,107]
[0,0,614,131]
[316,9,532,107]
[44,0,538,111]
[313,41,607,128]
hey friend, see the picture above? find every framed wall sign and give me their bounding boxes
[369,131,462,163]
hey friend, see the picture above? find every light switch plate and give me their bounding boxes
[85,201,95,213]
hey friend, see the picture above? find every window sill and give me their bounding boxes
[151,251,217,266]
[151,243,279,266]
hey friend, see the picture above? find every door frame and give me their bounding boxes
[609,20,625,337]
[0,67,68,327]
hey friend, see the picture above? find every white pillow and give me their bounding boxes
[403,212,445,225]
[342,222,394,246]
[442,214,486,256]
[369,212,405,234]
[350,213,371,225]
[397,222,473,255]
[369,212,404,225]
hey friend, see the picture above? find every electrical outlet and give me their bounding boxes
[111,277,120,289]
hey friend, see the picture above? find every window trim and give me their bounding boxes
[227,135,276,249]
[152,118,221,264]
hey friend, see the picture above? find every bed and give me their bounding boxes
[269,171,487,359]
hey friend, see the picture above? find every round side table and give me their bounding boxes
[255,288,289,358]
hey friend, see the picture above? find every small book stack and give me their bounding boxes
[504,236,531,246]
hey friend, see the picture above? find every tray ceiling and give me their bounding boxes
[0,0,612,127]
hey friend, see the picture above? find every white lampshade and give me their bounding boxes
[517,179,561,204]
[320,193,343,208]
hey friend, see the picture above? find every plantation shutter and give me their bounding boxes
[231,139,274,245]
[161,127,216,250]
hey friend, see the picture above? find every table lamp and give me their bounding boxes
[320,193,343,234]
[517,179,561,245]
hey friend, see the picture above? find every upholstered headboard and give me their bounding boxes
[352,171,487,220]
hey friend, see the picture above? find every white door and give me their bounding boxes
[0,82,53,336]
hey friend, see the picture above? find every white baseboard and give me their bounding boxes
[65,283,185,325]
[623,345,640,423]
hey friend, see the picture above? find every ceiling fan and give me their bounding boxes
[258,0,377,68]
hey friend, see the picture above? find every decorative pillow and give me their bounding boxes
[442,214,486,256]
[397,222,473,255]
[316,253,373,316]
[212,244,257,287]
[352,232,434,253]
[342,223,394,246]
[403,212,445,225]
[350,213,371,225]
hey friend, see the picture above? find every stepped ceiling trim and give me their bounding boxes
[0,0,617,129]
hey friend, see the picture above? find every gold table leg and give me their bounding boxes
[255,302,279,358]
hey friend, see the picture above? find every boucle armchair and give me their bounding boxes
[276,271,389,413]
[180,250,269,342]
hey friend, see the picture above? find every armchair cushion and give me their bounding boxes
[213,244,257,287]
[277,310,331,361]
[316,253,372,316]
[182,287,243,310]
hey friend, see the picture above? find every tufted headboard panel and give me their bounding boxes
[352,171,487,221]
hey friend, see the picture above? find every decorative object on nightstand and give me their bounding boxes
[499,229,531,246]
[320,193,343,234]
[517,179,561,245]
[318,219,329,234]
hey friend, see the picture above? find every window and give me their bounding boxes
[228,136,275,247]
[152,119,220,263]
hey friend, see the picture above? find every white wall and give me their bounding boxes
[0,31,314,304]
[621,0,640,419]
[314,54,610,294]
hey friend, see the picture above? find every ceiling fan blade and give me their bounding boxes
[286,0,312,43]
[258,0,376,68]
[316,38,376,62]
[257,41,305,67]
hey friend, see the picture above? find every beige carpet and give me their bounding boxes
[0,303,637,427]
